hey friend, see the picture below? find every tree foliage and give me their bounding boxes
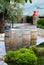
[7,3,23,22]
[0,0,32,23]
[0,0,32,13]
[14,0,32,3]
[0,0,10,13]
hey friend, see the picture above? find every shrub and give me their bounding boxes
[37,48,44,57]
[37,18,44,25]
[4,48,37,65]
[37,42,44,47]
[4,51,15,63]
[37,18,44,29]
[30,46,38,55]
[37,56,44,65]
[26,16,33,24]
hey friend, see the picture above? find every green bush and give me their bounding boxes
[37,18,44,29]
[37,56,44,65]
[37,24,44,29]
[30,46,38,55]
[26,16,33,24]
[37,48,44,57]
[4,48,37,65]
[37,42,44,47]
[4,51,15,63]
[37,18,44,25]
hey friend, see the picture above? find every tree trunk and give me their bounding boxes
[12,20,13,28]
[0,12,5,33]
[12,16,14,28]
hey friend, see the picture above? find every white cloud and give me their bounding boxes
[32,0,44,4]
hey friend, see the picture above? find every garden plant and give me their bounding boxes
[4,48,37,65]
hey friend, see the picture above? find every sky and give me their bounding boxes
[23,0,44,16]
[32,0,44,4]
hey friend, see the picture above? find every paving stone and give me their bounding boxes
[0,41,6,60]
[0,61,7,65]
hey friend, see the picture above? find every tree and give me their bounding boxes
[7,0,32,27]
[0,0,10,33]
[0,0,32,32]
[7,2,23,27]
[14,0,32,3]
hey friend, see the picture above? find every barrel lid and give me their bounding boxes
[30,28,37,32]
[10,28,22,30]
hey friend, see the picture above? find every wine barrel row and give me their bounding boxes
[5,28,37,51]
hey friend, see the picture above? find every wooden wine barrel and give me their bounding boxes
[5,29,22,51]
[5,28,30,51]
[30,27,37,46]
[22,29,30,47]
